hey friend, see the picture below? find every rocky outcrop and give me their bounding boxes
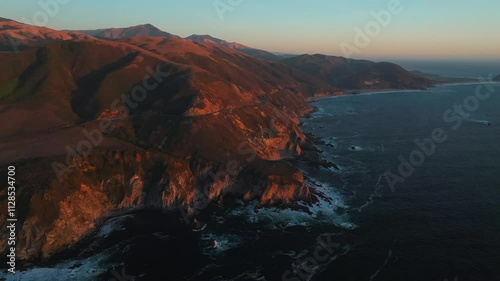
[1,145,314,260]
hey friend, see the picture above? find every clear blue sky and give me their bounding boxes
[2,0,500,59]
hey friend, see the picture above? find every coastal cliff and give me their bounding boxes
[0,19,331,262]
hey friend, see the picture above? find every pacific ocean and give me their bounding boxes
[297,82,500,281]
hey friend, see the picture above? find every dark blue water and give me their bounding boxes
[300,83,500,281]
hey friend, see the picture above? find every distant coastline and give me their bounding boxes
[309,80,500,101]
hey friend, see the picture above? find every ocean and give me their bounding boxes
[296,82,500,281]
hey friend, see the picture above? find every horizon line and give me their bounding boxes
[3,16,500,61]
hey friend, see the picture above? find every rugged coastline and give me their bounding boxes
[0,17,492,273]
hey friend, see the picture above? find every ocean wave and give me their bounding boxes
[1,254,110,281]
[199,232,245,256]
[95,214,133,238]
[463,118,491,125]
[226,180,356,231]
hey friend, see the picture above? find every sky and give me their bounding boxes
[2,0,500,60]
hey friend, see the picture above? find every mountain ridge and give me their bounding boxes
[186,34,280,61]
[280,54,436,89]
[73,23,179,39]
[64,20,478,89]
[0,17,94,51]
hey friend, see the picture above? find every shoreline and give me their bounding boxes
[310,81,500,101]
[300,79,500,178]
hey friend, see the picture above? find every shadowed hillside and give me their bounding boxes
[281,54,436,89]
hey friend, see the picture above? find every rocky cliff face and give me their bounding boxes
[0,20,330,262]
[0,149,310,260]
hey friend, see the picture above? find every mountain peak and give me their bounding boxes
[132,23,159,30]
[75,24,178,39]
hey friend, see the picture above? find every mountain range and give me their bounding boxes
[0,18,477,267]
[72,23,473,88]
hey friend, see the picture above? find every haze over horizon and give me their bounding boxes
[2,0,500,60]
